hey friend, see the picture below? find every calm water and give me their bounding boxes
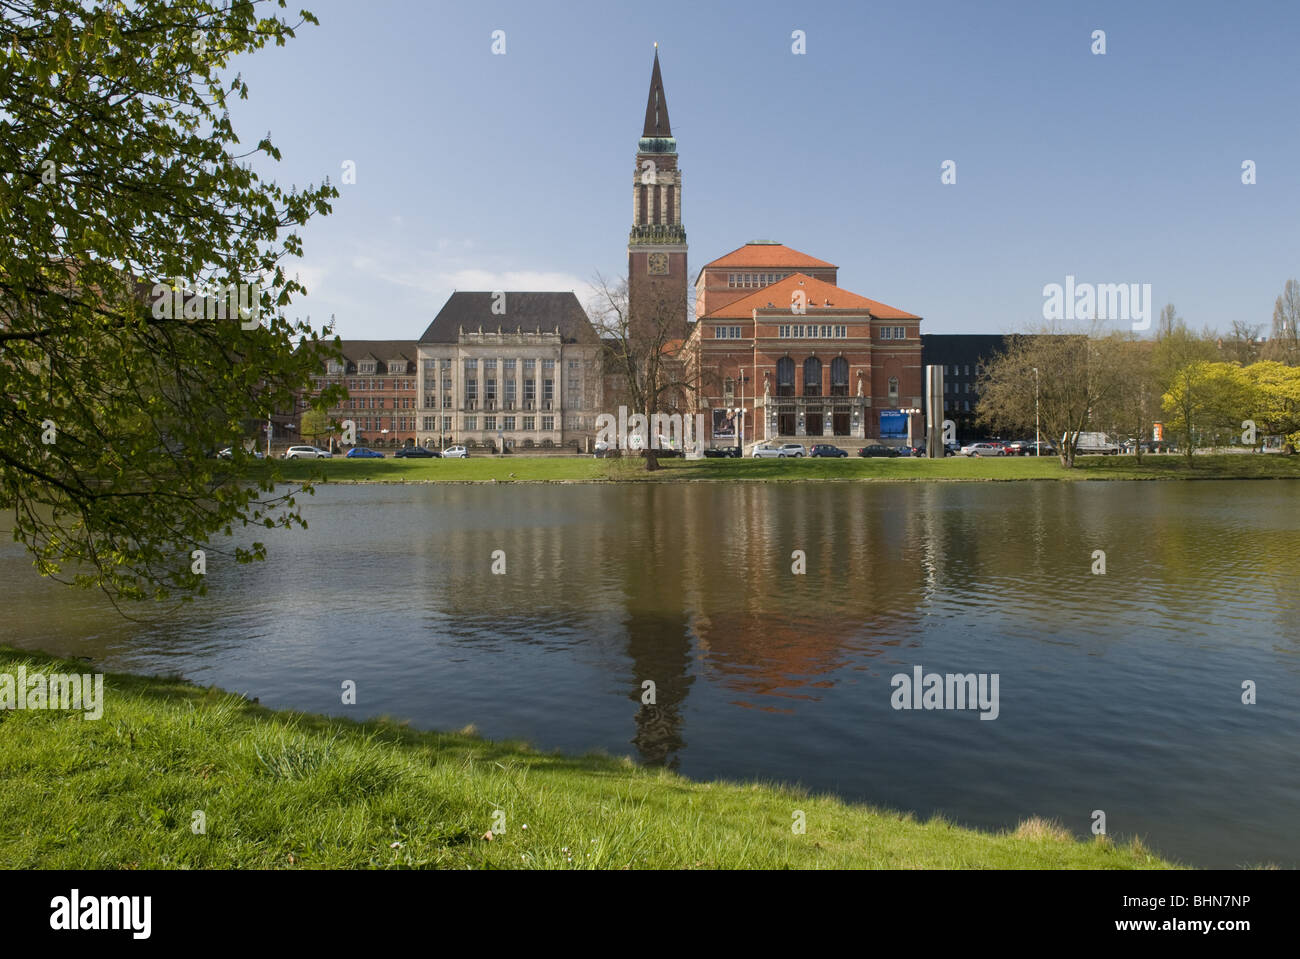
[3,480,1298,868]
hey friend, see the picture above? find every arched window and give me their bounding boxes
[830,357,849,396]
[803,357,822,396]
[888,376,899,402]
[776,357,795,397]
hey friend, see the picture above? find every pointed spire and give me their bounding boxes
[642,46,671,138]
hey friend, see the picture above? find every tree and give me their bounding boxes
[299,407,331,446]
[1162,362,1252,464]
[1219,320,1263,365]
[1094,333,1158,462]
[589,274,693,471]
[0,0,339,604]
[1241,361,1300,453]
[1264,279,1300,365]
[977,323,1120,467]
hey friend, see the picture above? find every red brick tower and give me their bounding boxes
[627,46,688,343]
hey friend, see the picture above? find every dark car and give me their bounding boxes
[809,444,847,458]
[703,446,741,458]
[394,445,438,458]
[858,445,900,458]
[345,447,384,458]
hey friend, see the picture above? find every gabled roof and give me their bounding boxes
[699,242,837,273]
[419,292,598,345]
[701,273,919,320]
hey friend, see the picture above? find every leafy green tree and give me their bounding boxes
[1242,361,1300,452]
[1162,362,1252,464]
[0,0,339,604]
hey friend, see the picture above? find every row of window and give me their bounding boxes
[456,416,557,432]
[713,324,906,340]
[946,382,975,394]
[346,397,417,409]
[727,272,791,288]
[356,362,411,375]
[777,325,849,339]
[354,417,415,432]
[942,364,981,377]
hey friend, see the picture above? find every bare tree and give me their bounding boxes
[1264,279,1300,365]
[588,274,694,471]
[1219,320,1263,365]
[978,324,1120,466]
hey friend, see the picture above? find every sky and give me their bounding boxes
[223,0,1300,340]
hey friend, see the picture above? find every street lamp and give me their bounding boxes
[1032,367,1040,456]
[900,407,922,448]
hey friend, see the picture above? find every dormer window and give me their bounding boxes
[359,361,376,374]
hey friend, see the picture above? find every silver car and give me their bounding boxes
[751,444,787,458]
[441,445,468,459]
[779,443,806,458]
[283,445,332,460]
[961,442,1004,457]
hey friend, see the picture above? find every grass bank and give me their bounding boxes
[0,648,1175,869]
[257,452,1300,486]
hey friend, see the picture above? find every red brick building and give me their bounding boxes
[684,243,923,447]
[303,340,420,449]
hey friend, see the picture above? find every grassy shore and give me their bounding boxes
[0,648,1175,869]
[256,452,1300,485]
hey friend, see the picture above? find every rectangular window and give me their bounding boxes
[541,416,554,431]
[484,416,496,431]
[503,416,516,431]
[464,416,477,431]
[524,379,536,404]
[524,359,535,373]
[441,358,451,370]
[504,359,516,372]
[442,395,452,409]
[836,325,847,337]
[543,379,554,401]
[423,416,435,431]
[465,379,477,403]
[543,359,555,374]
[486,378,497,403]
[442,377,452,392]
[484,359,496,371]
[523,416,535,431]
[442,416,452,432]
[779,325,789,338]
[505,379,516,406]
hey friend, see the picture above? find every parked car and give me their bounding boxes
[703,446,741,458]
[960,442,1004,457]
[943,442,961,457]
[346,447,385,458]
[751,444,787,458]
[394,445,439,458]
[779,443,806,458]
[858,444,900,458]
[217,447,265,459]
[283,445,332,459]
[1023,441,1057,456]
[440,445,468,459]
[809,444,848,458]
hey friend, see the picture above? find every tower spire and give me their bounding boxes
[642,46,671,139]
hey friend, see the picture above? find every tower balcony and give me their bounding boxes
[629,224,687,245]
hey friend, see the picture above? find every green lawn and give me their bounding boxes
[0,648,1176,869]
[255,452,1300,486]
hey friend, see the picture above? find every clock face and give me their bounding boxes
[647,253,669,275]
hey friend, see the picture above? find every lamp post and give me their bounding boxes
[1032,367,1040,456]
[900,407,921,450]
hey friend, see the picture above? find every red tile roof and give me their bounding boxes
[700,242,837,271]
[701,273,919,320]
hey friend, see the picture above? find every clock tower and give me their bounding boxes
[628,46,688,343]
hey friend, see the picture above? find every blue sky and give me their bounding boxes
[226,0,1300,339]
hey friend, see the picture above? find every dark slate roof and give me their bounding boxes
[419,292,598,345]
[326,340,419,374]
[642,49,672,138]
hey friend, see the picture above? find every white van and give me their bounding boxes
[1066,432,1120,455]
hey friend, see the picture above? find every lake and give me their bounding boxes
[3,479,1297,868]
